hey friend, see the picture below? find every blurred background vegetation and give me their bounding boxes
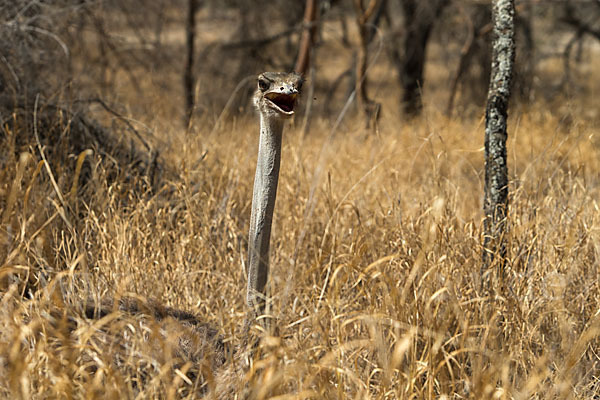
[1,0,598,128]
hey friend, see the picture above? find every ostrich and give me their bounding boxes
[48,72,303,395]
[245,71,303,333]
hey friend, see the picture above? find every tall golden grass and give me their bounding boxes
[1,99,599,398]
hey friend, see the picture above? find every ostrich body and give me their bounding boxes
[246,72,303,326]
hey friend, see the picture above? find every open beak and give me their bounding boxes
[265,92,297,115]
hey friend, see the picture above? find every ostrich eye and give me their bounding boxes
[258,78,270,91]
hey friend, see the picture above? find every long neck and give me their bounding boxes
[246,113,284,322]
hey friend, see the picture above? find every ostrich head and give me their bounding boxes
[253,72,303,119]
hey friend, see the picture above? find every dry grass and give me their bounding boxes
[1,18,600,397]
[1,98,599,398]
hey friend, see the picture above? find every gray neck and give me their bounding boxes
[246,112,284,322]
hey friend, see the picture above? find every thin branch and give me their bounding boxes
[562,4,600,41]
[0,54,20,90]
[222,23,320,50]
[18,24,70,57]
[75,98,153,153]
[446,3,475,117]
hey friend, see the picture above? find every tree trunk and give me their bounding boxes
[354,0,381,127]
[482,0,515,283]
[397,0,449,117]
[399,21,431,116]
[184,0,199,127]
[296,0,319,137]
[294,0,319,76]
[446,4,493,117]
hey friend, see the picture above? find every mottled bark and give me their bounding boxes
[482,0,515,279]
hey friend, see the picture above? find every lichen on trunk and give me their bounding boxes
[482,0,515,282]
